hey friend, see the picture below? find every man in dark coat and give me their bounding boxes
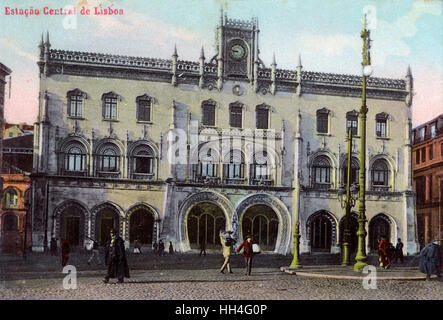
[61,239,70,267]
[419,240,442,281]
[394,238,404,263]
[236,235,254,276]
[104,229,130,283]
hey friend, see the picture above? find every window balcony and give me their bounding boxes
[250,178,274,186]
[96,171,120,179]
[63,170,87,177]
[131,173,155,180]
[223,177,246,185]
[312,183,331,190]
[370,185,391,192]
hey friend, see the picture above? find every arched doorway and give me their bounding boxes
[241,205,278,251]
[1,213,20,254]
[187,202,226,250]
[369,214,391,252]
[339,213,358,254]
[95,209,120,245]
[129,208,154,245]
[59,205,86,246]
[307,211,336,252]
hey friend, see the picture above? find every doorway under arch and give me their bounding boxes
[241,204,279,251]
[369,214,391,252]
[95,209,120,245]
[187,202,226,250]
[129,208,155,245]
[339,213,359,254]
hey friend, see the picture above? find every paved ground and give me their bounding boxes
[0,252,442,300]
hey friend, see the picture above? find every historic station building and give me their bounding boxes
[31,13,418,255]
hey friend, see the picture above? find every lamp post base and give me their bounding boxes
[353,259,368,272]
[289,234,302,269]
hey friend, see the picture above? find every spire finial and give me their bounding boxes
[272,53,276,66]
[200,46,205,59]
[407,64,412,77]
[45,31,50,46]
[39,33,44,47]
[173,44,178,57]
[297,54,302,68]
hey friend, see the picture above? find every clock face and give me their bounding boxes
[229,42,246,60]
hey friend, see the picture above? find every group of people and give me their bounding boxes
[219,229,257,276]
[377,237,404,269]
[378,236,442,281]
[152,240,174,256]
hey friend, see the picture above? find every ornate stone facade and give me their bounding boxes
[31,13,418,255]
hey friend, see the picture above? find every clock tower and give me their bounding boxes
[215,11,261,85]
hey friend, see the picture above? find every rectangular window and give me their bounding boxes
[104,97,117,119]
[376,120,386,137]
[256,108,269,129]
[69,95,82,117]
[441,143,443,156]
[230,106,242,128]
[430,124,436,138]
[421,148,426,163]
[418,127,425,141]
[429,145,433,160]
[137,99,151,122]
[202,104,215,126]
[415,150,420,164]
[346,115,358,135]
[317,113,328,133]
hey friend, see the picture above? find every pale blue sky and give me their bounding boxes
[1,0,441,126]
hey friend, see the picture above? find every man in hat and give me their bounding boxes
[104,229,130,284]
[419,238,442,281]
[236,235,254,276]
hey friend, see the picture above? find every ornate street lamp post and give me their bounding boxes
[354,15,373,272]
[290,177,302,268]
[338,129,359,266]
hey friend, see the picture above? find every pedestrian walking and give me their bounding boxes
[158,239,165,256]
[169,241,174,255]
[50,238,57,256]
[87,240,101,265]
[103,229,130,284]
[61,239,70,267]
[219,230,234,274]
[394,238,404,263]
[153,241,158,253]
[236,235,254,276]
[133,239,142,254]
[199,238,206,256]
[419,239,442,281]
[378,236,391,269]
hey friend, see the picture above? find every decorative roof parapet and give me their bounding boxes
[50,49,172,70]
[301,71,406,90]
[225,17,257,30]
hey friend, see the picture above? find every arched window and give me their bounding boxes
[193,147,219,183]
[223,150,245,183]
[131,144,155,180]
[64,144,86,174]
[4,188,18,208]
[371,159,389,191]
[312,156,331,189]
[250,151,273,185]
[343,157,359,186]
[96,143,120,177]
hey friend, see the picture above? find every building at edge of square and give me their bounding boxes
[31,13,419,255]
